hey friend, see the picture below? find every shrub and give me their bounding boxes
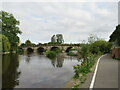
[79,44,90,59]
[73,55,96,79]
[16,47,24,54]
[90,40,112,54]
[46,51,57,59]
[54,48,61,54]
[67,51,78,56]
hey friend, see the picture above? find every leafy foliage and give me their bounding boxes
[73,55,95,79]
[90,40,112,54]
[1,11,22,51]
[25,40,32,47]
[67,49,78,56]
[79,44,90,59]
[73,35,112,88]
[109,25,120,46]
[0,34,10,52]
[46,51,57,59]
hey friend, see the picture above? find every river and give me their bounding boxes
[2,53,82,88]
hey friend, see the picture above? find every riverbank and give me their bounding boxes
[64,55,101,88]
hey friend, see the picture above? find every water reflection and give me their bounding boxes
[2,54,21,88]
[25,54,31,63]
[50,54,64,68]
[2,53,81,88]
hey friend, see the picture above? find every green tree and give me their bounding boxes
[0,34,10,52]
[90,40,112,54]
[25,40,32,47]
[0,11,22,51]
[80,44,90,59]
[109,25,120,46]
[20,43,26,47]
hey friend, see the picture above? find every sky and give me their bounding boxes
[1,0,119,44]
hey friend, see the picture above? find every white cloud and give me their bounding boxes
[2,2,118,43]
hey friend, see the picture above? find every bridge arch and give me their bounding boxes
[37,47,45,54]
[50,47,60,51]
[27,47,34,53]
[65,47,73,52]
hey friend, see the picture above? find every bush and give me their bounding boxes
[16,47,24,54]
[46,51,57,59]
[67,51,78,56]
[79,44,90,59]
[90,40,112,54]
[73,55,96,79]
[54,48,61,54]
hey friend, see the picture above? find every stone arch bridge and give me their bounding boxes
[22,44,80,53]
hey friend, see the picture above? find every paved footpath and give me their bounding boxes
[93,54,119,88]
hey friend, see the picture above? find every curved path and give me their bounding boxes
[93,54,119,88]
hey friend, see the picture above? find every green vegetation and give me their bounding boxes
[0,34,10,52]
[109,24,120,46]
[46,51,57,59]
[73,55,96,78]
[72,35,112,89]
[67,51,78,56]
[109,25,120,60]
[16,47,24,54]
[53,48,61,54]
[1,11,22,52]
[67,49,78,56]
[25,40,32,47]
[90,40,112,54]
[46,48,61,59]
[20,40,36,47]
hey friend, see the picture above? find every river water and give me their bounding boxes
[2,53,82,88]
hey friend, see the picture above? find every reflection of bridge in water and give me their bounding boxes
[22,44,80,53]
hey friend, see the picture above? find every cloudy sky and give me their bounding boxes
[1,0,119,44]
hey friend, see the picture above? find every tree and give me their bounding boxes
[90,40,112,54]
[20,43,26,47]
[0,11,22,51]
[0,34,10,52]
[56,34,64,44]
[109,25,120,46]
[51,34,64,44]
[25,40,32,47]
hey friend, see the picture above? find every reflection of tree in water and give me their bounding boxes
[51,59,56,67]
[50,54,64,68]
[2,54,21,88]
[56,55,64,67]
[25,54,31,63]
